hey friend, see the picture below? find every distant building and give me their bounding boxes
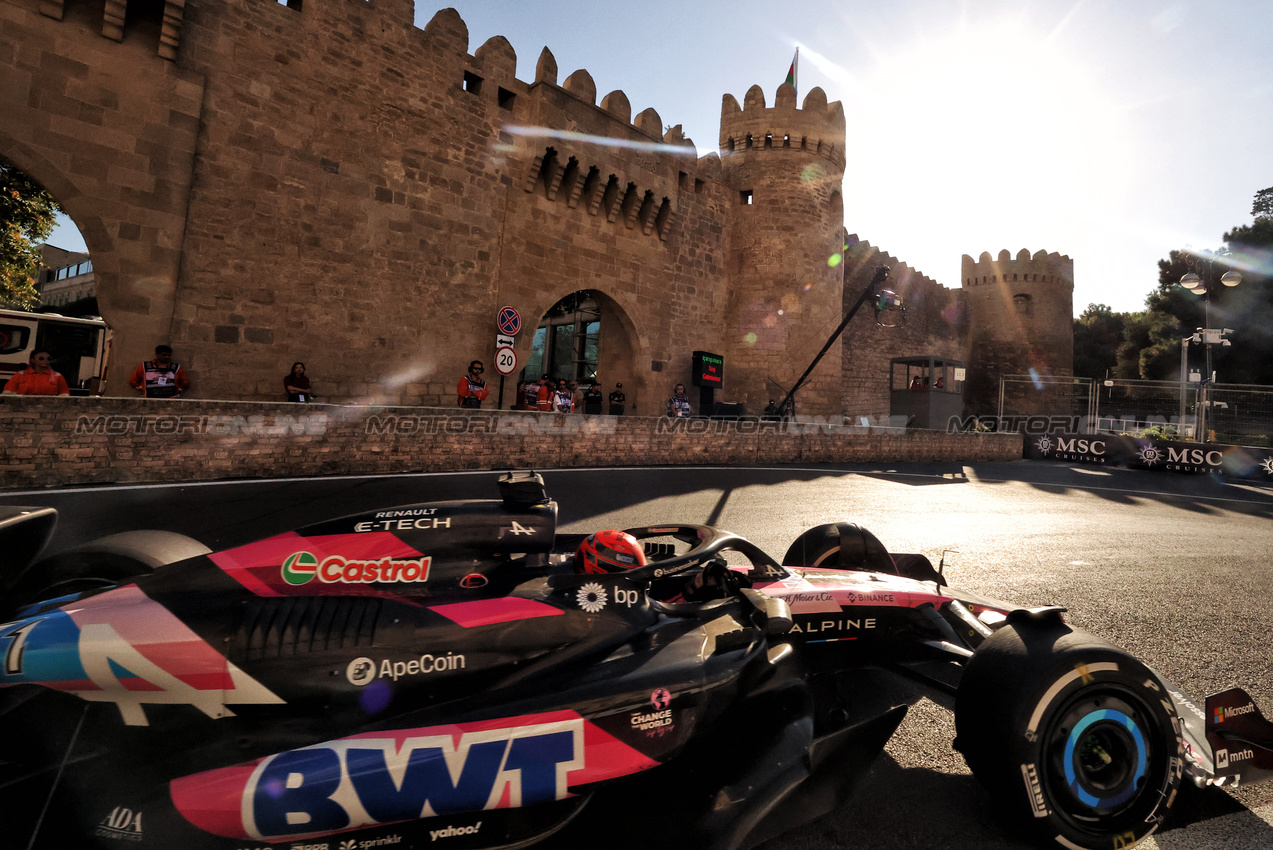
[36,244,95,308]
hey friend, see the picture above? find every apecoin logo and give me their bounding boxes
[347,657,376,686]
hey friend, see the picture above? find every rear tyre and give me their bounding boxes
[955,619,1182,849]
[7,530,209,607]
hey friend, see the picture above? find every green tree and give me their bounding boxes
[1118,186,1273,384]
[1249,186,1273,219]
[1,159,61,309]
[1073,303,1130,380]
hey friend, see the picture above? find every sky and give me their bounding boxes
[47,0,1273,316]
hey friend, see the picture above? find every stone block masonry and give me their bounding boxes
[2,0,1073,424]
[0,398,1021,490]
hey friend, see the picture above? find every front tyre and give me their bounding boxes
[955,619,1183,849]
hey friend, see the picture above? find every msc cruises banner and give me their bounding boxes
[1023,433,1273,480]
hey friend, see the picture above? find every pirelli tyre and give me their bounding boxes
[954,618,1183,850]
[7,530,210,609]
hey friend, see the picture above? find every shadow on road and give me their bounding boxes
[3,461,1272,555]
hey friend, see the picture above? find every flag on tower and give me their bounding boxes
[784,48,798,93]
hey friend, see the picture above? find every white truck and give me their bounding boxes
[0,308,112,395]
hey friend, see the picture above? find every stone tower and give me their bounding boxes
[720,83,847,413]
[961,249,1074,413]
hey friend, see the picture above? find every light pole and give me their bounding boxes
[1178,252,1241,441]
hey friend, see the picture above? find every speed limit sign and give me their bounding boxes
[494,345,517,376]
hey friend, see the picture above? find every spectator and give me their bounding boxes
[583,383,603,414]
[457,360,489,408]
[128,345,190,398]
[762,399,780,420]
[608,382,626,415]
[514,379,527,410]
[934,376,945,389]
[536,374,554,411]
[909,376,923,391]
[3,349,70,395]
[553,378,574,413]
[666,383,691,417]
[568,380,581,412]
[284,362,312,402]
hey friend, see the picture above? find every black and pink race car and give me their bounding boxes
[1,471,1271,850]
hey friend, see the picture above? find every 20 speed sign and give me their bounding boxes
[494,345,518,376]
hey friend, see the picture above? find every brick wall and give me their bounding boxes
[0,397,1021,490]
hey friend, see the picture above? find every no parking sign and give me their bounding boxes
[497,306,521,336]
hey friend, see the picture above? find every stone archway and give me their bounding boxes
[519,289,649,415]
[0,0,204,394]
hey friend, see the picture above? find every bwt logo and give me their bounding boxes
[229,721,585,839]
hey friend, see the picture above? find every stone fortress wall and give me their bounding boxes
[0,0,1072,423]
[961,249,1075,412]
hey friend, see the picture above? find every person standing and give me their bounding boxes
[2,350,70,395]
[521,375,539,410]
[284,362,312,402]
[457,360,489,408]
[583,383,603,414]
[553,378,574,413]
[666,383,691,417]
[128,345,190,398]
[536,374,554,411]
[608,382,626,415]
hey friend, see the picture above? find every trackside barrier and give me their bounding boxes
[0,397,1022,490]
[1023,433,1273,481]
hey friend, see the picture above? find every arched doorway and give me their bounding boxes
[522,291,600,384]
[519,290,646,414]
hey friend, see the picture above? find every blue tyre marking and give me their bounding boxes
[1063,708,1147,808]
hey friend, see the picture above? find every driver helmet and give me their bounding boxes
[575,530,647,574]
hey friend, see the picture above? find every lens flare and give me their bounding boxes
[504,125,696,156]
[800,164,825,184]
[828,253,843,267]
[744,332,758,345]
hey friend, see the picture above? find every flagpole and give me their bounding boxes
[795,47,799,96]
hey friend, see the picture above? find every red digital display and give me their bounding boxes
[692,350,724,388]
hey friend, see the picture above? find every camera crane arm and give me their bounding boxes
[774,265,891,417]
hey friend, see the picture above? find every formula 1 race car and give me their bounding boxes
[2,471,1272,850]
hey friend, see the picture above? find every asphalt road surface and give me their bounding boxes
[4,460,1273,850]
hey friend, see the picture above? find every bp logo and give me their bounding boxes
[1138,445,1162,467]
[282,551,319,585]
[577,582,608,613]
[1262,457,1273,476]
[1034,435,1053,456]
[347,657,376,686]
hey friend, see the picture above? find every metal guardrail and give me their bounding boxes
[998,376,1273,447]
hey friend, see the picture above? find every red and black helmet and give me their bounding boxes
[575,530,647,574]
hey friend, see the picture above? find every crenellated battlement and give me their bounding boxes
[719,83,846,169]
[3,0,1074,416]
[961,248,1073,290]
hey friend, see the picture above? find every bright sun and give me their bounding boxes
[833,17,1135,280]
